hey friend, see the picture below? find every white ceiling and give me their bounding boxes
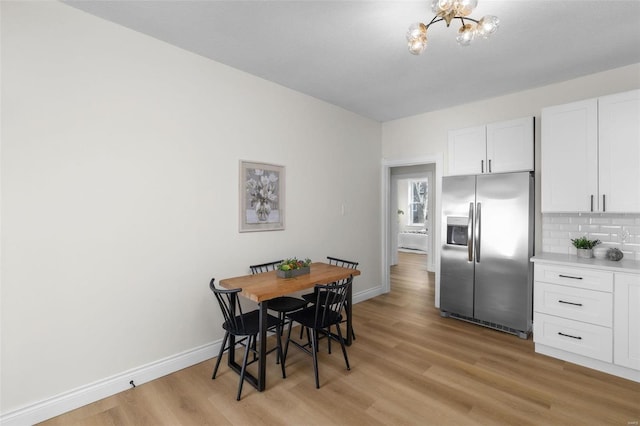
[63,0,640,122]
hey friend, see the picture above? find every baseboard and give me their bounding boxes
[353,284,386,304]
[535,343,640,383]
[0,341,221,426]
[2,287,383,426]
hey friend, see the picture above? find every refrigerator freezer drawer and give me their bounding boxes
[534,263,613,292]
[534,282,612,327]
[533,313,612,362]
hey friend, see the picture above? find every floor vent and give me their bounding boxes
[443,312,530,339]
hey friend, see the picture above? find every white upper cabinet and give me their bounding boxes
[541,99,598,212]
[541,89,640,213]
[487,117,535,174]
[598,90,640,213]
[448,117,534,176]
[448,125,486,175]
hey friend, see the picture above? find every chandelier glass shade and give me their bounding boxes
[407,0,499,55]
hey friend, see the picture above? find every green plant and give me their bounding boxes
[571,236,601,249]
[278,257,311,271]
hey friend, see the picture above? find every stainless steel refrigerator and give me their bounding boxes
[440,172,534,339]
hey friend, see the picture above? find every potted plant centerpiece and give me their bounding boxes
[571,236,601,259]
[277,257,312,278]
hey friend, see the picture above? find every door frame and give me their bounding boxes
[381,154,443,308]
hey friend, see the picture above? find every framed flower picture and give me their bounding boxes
[239,160,285,232]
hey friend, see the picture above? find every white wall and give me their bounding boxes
[382,63,640,258]
[0,1,381,419]
[382,64,640,168]
[382,63,640,318]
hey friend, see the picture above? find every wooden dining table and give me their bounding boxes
[219,262,361,392]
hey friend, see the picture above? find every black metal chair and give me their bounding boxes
[283,276,353,388]
[209,279,285,400]
[301,256,358,341]
[250,260,308,363]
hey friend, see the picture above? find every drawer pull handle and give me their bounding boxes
[558,274,583,280]
[558,300,583,307]
[558,332,582,340]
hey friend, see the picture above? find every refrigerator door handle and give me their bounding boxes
[475,202,481,263]
[467,202,474,262]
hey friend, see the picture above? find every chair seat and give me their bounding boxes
[268,296,308,313]
[223,310,281,336]
[287,306,342,329]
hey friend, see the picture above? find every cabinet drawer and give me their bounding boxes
[534,263,613,292]
[535,282,612,326]
[533,313,612,362]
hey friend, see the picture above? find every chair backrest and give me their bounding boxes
[249,260,284,275]
[209,279,248,333]
[314,275,353,327]
[327,256,358,285]
[327,256,358,269]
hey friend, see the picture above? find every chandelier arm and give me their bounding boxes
[425,16,444,29]
[457,16,480,25]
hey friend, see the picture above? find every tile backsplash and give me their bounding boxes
[542,213,640,261]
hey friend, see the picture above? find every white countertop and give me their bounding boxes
[531,252,640,274]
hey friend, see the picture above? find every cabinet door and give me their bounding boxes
[448,125,486,176]
[614,273,640,370]
[541,99,598,212]
[486,117,534,174]
[598,90,640,213]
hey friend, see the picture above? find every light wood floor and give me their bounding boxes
[41,252,640,425]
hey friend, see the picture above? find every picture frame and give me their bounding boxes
[239,160,285,232]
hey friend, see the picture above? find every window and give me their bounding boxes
[408,179,427,226]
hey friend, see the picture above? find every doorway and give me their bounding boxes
[391,165,434,270]
[381,155,442,308]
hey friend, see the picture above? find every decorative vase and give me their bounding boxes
[276,266,310,278]
[606,248,624,261]
[577,248,593,259]
[255,202,271,221]
[257,209,269,221]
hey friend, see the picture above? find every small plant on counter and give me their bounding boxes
[278,258,312,271]
[571,236,601,249]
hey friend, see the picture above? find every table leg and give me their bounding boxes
[346,283,353,346]
[225,294,263,392]
[257,300,268,391]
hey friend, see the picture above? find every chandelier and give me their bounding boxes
[406,0,499,55]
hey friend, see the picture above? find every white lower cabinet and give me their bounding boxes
[533,260,640,382]
[614,273,640,370]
